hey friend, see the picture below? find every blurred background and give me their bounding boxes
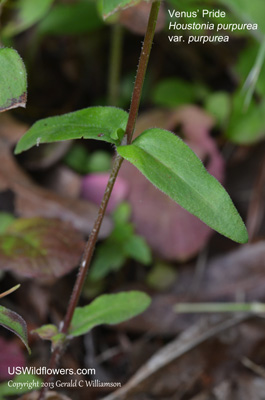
[0,0,265,399]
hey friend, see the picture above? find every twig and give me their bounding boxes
[108,24,123,106]
[242,357,265,379]
[246,155,265,241]
[102,314,252,400]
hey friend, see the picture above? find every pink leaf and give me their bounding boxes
[81,174,128,213]
[0,337,25,380]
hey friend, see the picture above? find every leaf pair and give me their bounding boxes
[15,106,248,243]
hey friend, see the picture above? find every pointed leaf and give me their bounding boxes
[37,0,103,36]
[124,235,151,264]
[0,305,30,353]
[70,291,151,336]
[2,0,54,37]
[0,48,27,112]
[117,128,248,244]
[102,0,141,19]
[15,106,128,154]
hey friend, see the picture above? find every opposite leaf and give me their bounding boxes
[70,291,151,336]
[0,305,30,353]
[15,106,128,154]
[117,128,248,244]
[0,48,27,112]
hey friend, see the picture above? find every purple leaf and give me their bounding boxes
[81,173,128,213]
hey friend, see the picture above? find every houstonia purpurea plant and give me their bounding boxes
[13,0,248,397]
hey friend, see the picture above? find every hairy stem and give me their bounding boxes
[39,2,161,397]
[62,154,123,333]
[62,0,161,336]
[108,24,123,106]
[126,1,161,144]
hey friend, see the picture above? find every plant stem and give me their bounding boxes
[126,1,161,144]
[39,3,161,397]
[62,154,123,334]
[108,24,123,106]
[62,0,161,337]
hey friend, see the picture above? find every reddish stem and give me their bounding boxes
[39,2,161,398]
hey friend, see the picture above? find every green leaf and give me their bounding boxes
[219,0,265,35]
[2,0,54,37]
[102,0,141,19]
[37,0,103,36]
[86,151,112,173]
[124,235,151,264]
[90,241,126,280]
[90,202,151,280]
[0,374,42,397]
[152,78,201,107]
[64,146,112,174]
[0,48,27,112]
[235,41,265,97]
[15,106,128,154]
[64,144,90,174]
[112,202,131,224]
[70,291,151,336]
[147,262,177,290]
[0,212,16,234]
[205,92,230,125]
[32,324,65,349]
[117,128,248,244]
[0,305,30,353]
[227,91,265,143]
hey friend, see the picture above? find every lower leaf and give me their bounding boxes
[70,291,151,337]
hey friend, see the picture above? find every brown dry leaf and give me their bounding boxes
[0,114,28,145]
[18,391,72,400]
[0,115,111,236]
[119,240,265,334]
[0,217,84,280]
[119,2,166,35]
[202,240,265,301]
[191,376,265,400]
[42,166,81,199]
[103,314,252,400]
[119,106,224,260]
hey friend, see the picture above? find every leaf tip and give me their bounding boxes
[237,226,249,244]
